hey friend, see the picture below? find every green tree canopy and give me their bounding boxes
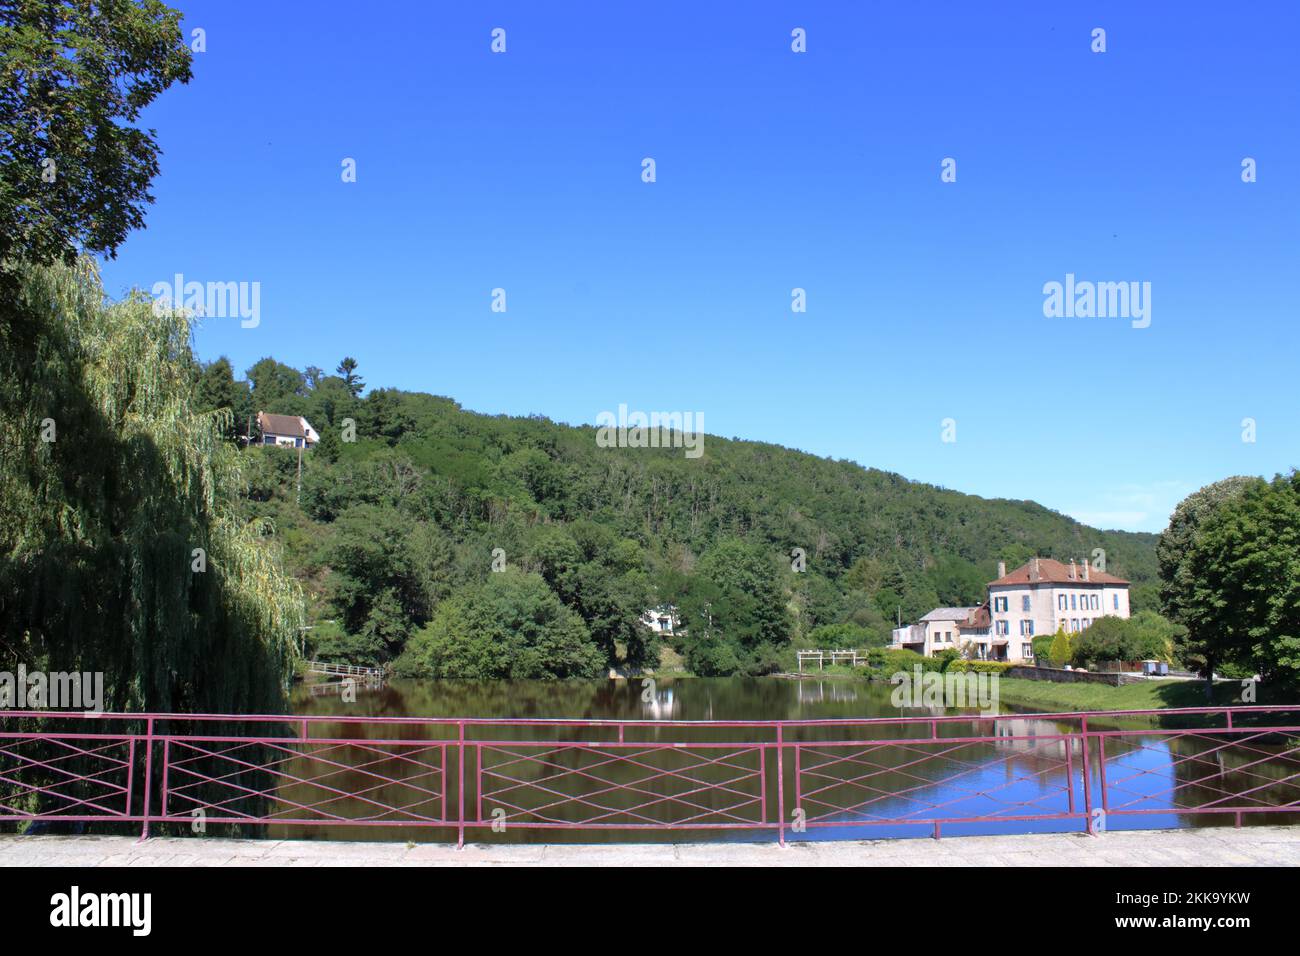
[1158,476,1256,676]
[336,356,364,398]
[195,356,253,440]
[0,0,192,267]
[677,538,791,676]
[246,357,306,417]
[320,504,452,659]
[0,258,304,712]
[396,571,604,680]
[1184,473,1300,684]
[1158,477,1254,624]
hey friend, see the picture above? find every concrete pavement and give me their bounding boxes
[1,825,1296,866]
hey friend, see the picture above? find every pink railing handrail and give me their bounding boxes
[2,703,1297,727]
[2,705,1297,845]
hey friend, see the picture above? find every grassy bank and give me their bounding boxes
[994,676,1286,712]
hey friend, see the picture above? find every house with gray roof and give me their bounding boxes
[890,606,983,658]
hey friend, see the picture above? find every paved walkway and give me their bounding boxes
[1,826,1296,866]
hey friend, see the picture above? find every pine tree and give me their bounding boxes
[337,357,365,398]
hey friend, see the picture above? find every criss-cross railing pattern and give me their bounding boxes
[1097,723,1300,822]
[0,706,1298,843]
[0,731,134,821]
[796,733,1077,830]
[477,742,766,829]
[162,737,447,826]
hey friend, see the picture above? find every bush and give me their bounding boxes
[1049,628,1072,666]
[948,660,1011,674]
[307,619,384,666]
[1070,612,1180,667]
[1032,634,1056,665]
[807,622,874,648]
[857,647,945,680]
[934,647,961,671]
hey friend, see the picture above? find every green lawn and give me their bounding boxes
[994,676,1287,712]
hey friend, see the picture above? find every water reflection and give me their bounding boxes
[272,677,1299,843]
[796,680,862,706]
[641,685,679,721]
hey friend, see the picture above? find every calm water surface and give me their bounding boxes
[278,677,1299,843]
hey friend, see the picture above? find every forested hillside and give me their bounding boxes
[206,358,1159,677]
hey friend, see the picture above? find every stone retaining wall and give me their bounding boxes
[1005,665,1146,686]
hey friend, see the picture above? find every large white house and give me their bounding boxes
[891,557,1130,663]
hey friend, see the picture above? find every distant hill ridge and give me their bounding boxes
[228,367,1159,636]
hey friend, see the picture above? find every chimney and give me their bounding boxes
[1083,560,1090,582]
[1030,557,1040,582]
[997,561,1006,579]
[1069,559,1076,580]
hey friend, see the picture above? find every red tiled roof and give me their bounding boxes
[989,557,1128,587]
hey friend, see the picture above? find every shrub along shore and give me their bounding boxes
[790,647,1266,713]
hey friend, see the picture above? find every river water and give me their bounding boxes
[278,676,1299,843]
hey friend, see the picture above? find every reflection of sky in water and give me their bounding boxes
[286,678,1296,843]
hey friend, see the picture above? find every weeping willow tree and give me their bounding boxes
[0,256,304,714]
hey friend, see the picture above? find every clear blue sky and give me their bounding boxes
[98,1,1300,534]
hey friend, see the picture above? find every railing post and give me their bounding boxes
[138,717,154,841]
[1080,716,1094,835]
[776,724,786,847]
[793,743,801,833]
[457,720,466,849]
[1098,736,1109,816]
[1065,741,1075,815]
[160,738,170,822]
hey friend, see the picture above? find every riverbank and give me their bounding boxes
[4,827,1295,867]
[767,665,1270,714]
[304,672,1294,722]
[995,675,1265,712]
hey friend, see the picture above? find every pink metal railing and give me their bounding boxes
[1,706,1298,844]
